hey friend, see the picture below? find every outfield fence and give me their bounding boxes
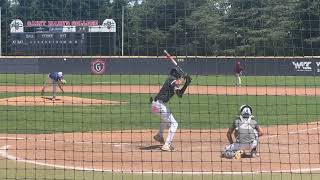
[1,56,320,76]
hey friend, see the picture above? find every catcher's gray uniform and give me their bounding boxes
[223,105,262,158]
[225,116,259,152]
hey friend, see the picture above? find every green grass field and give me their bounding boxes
[0,74,320,87]
[1,159,319,180]
[0,92,318,133]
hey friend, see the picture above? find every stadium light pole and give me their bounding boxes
[121,6,124,56]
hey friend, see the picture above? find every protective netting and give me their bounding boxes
[1,0,320,180]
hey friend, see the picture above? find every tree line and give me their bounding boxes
[1,0,319,56]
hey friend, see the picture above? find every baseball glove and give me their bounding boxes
[60,79,66,84]
[234,150,244,160]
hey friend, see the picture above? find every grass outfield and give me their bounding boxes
[0,92,318,134]
[1,159,320,180]
[0,74,320,86]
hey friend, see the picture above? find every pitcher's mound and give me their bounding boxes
[0,96,126,106]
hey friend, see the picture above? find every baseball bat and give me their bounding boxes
[163,50,188,77]
[164,50,178,66]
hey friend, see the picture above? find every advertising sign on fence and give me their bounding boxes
[90,59,106,75]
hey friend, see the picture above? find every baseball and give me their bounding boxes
[63,58,67,61]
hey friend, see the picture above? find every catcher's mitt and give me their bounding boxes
[234,150,244,160]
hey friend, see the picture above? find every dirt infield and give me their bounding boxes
[0,85,319,173]
[0,96,125,106]
[0,123,320,173]
[1,85,320,95]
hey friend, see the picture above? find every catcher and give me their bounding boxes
[222,105,263,159]
[151,67,191,151]
[41,72,66,100]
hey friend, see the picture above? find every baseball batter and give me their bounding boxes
[151,68,191,151]
[222,105,263,159]
[41,72,66,100]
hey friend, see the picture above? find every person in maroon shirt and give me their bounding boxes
[234,61,244,87]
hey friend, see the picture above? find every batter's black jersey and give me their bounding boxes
[154,76,179,103]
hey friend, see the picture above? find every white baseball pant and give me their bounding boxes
[42,74,57,98]
[151,100,178,145]
[235,73,241,86]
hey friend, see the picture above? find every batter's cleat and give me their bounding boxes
[161,143,175,151]
[234,150,244,160]
[153,134,165,144]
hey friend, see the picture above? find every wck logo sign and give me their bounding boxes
[91,59,106,75]
[292,61,312,72]
[315,62,320,73]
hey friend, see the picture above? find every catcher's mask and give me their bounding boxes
[169,68,182,79]
[239,105,253,118]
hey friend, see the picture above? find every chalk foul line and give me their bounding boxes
[0,145,320,175]
[0,126,319,174]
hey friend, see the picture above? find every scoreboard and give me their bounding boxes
[10,19,117,56]
[11,32,86,56]
[11,32,116,56]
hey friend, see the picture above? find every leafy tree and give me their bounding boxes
[1,0,318,56]
[185,0,224,56]
[217,0,297,56]
[125,0,208,56]
[293,0,320,56]
[1,0,13,55]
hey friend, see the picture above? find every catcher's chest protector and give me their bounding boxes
[235,119,257,143]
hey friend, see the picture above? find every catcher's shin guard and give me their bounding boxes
[250,147,259,157]
[222,149,235,159]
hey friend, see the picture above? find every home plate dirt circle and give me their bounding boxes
[0,96,126,106]
[1,124,320,174]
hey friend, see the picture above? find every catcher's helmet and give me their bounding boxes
[239,105,252,118]
[169,68,182,78]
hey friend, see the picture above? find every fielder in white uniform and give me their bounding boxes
[222,105,264,159]
[151,68,191,151]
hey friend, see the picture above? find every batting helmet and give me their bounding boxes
[239,105,253,118]
[169,68,182,78]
